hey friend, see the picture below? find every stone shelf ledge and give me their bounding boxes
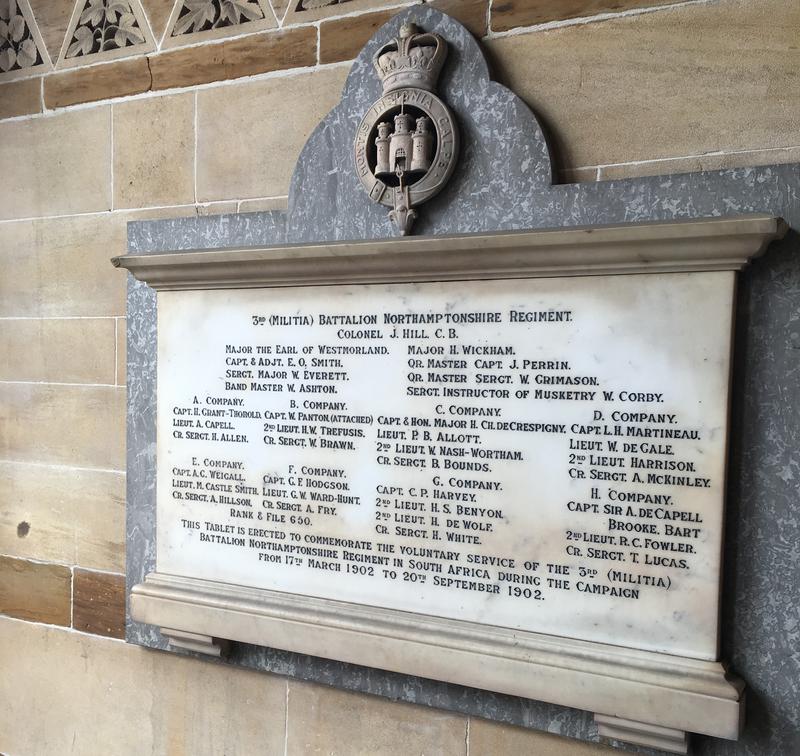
[112,215,786,291]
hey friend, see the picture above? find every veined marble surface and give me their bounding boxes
[156,274,734,660]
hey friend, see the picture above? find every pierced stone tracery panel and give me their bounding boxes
[57,0,155,68]
[0,0,50,82]
[67,1,145,57]
[162,0,276,46]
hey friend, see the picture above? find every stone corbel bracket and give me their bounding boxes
[114,213,787,754]
[159,627,229,657]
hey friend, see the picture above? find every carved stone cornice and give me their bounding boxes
[112,215,786,291]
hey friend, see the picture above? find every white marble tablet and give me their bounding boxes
[157,271,735,660]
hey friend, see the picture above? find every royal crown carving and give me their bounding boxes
[354,20,459,236]
[373,22,448,94]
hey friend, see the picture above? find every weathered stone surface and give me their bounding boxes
[432,0,489,38]
[491,0,675,32]
[72,569,126,639]
[0,318,116,384]
[113,93,195,209]
[0,461,125,572]
[196,67,346,201]
[286,682,466,755]
[0,215,126,317]
[0,211,208,320]
[44,58,152,110]
[0,78,41,119]
[486,0,800,169]
[0,107,110,220]
[149,26,316,91]
[0,384,125,470]
[319,8,402,65]
[319,0,488,63]
[0,616,287,756]
[0,556,71,626]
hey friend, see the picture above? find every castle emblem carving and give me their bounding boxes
[354,22,459,236]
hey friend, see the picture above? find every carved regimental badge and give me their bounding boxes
[354,22,459,236]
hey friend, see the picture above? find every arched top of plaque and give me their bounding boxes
[287,6,554,243]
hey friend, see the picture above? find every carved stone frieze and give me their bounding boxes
[0,0,50,81]
[162,0,277,46]
[57,0,155,67]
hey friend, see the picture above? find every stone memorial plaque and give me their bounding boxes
[157,272,733,660]
[120,217,786,749]
[115,6,797,751]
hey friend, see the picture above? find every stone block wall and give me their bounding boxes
[0,1,797,753]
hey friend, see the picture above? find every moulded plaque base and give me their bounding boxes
[132,572,744,744]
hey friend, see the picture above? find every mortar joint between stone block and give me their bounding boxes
[484,0,717,40]
[109,105,114,212]
[114,316,119,387]
[193,90,199,206]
